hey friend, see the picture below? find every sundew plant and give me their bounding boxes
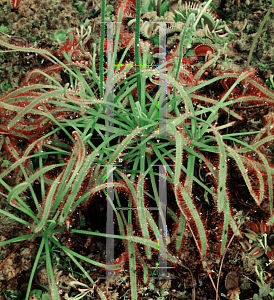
[0,0,274,299]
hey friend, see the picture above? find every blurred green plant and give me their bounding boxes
[246,0,274,69]
[53,29,68,44]
[244,262,274,300]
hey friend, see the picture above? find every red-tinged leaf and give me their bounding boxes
[10,0,20,9]
[245,229,259,241]
[251,220,260,234]
[249,246,265,259]
[261,221,269,234]
[267,250,274,260]
[268,246,274,260]
[114,0,136,20]
[267,214,274,226]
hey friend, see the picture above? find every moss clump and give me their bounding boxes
[0,0,94,94]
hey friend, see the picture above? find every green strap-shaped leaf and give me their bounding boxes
[135,174,151,259]
[0,234,36,247]
[44,236,60,300]
[128,232,138,300]
[247,78,274,99]
[256,151,273,212]
[210,127,227,212]
[34,173,62,233]
[220,195,230,255]
[7,89,65,129]
[180,186,208,257]
[174,127,183,192]
[176,213,186,251]
[136,249,149,284]
[0,208,31,227]
[25,238,45,300]
[8,182,34,213]
[55,131,86,221]
[71,229,177,263]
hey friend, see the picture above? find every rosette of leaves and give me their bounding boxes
[60,0,274,284]
[0,126,177,300]
[0,4,182,299]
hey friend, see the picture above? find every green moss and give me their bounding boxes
[0,0,85,94]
